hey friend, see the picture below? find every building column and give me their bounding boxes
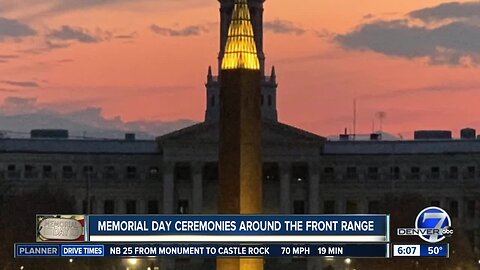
[138,200,146,215]
[90,196,97,214]
[309,162,320,214]
[75,199,83,214]
[115,198,122,214]
[475,200,480,220]
[440,198,448,210]
[162,162,176,270]
[337,197,345,214]
[163,162,175,214]
[308,163,321,270]
[280,163,292,265]
[280,162,291,214]
[458,197,464,220]
[192,162,204,214]
[191,163,204,265]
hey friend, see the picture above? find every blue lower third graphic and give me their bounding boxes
[61,245,105,257]
[16,244,60,257]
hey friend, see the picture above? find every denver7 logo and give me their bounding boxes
[415,207,452,243]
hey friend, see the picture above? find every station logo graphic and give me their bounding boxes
[397,207,453,243]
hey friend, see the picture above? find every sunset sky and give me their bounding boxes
[1,0,480,138]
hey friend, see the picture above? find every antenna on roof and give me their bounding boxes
[375,111,387,132]
[353,99,357,141]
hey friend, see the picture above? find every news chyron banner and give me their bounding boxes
[87,215,389,243]
[15,208,453,258]
[15,214,392,258]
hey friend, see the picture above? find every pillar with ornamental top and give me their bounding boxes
[218,0,263,269]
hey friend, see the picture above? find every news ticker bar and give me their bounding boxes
[15,244,390,258]
[16,243,450,258]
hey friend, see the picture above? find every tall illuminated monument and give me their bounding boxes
[218,0,263,270]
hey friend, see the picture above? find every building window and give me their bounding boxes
[431,200,440,207]
[293,200,305,214]
[83,166,95,178]
[367,167,379,180]
[203,163,218,181]
[368,201,381,214]
[126,166,137,179]
[291,164,308,182]
[449,166,458,179]
[467,166,476,179]
[467,200,476,218]
[261,95,264,106]
[268,95,272,107]
[148,200,159,214]
[346,167,357,179]
[390,166,400,180]
[211,95,215,107]
[449,200,458,218]
[147,167,160,180]
[410,167,420,180]
[126,200,137,214]
[175,165,191,181]
[104,200,115,214]
[7,164,19,179]
[43,165,53,178]
[62,166,75,179]
[430,167,440,180]
[104,166,116,180]
[82,199,95,214]
[263,163,279,181]
[323,167,335,179]
[323,200,335,214]
[346,200,358,214]
[25,165,36,178]
[177,200,189,214]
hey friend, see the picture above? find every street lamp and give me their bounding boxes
[344,258,351,270]
[127,258,138,265]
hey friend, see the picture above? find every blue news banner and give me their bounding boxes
[15,244,389,258]
[16,215,393,258]
[87,215,389,242]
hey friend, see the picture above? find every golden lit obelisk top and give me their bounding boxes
[221,0,260,70]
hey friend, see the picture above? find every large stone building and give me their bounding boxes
[3,0,480,269]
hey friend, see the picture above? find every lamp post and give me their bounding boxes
[126,258,138,270]
[344,258,351,270]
